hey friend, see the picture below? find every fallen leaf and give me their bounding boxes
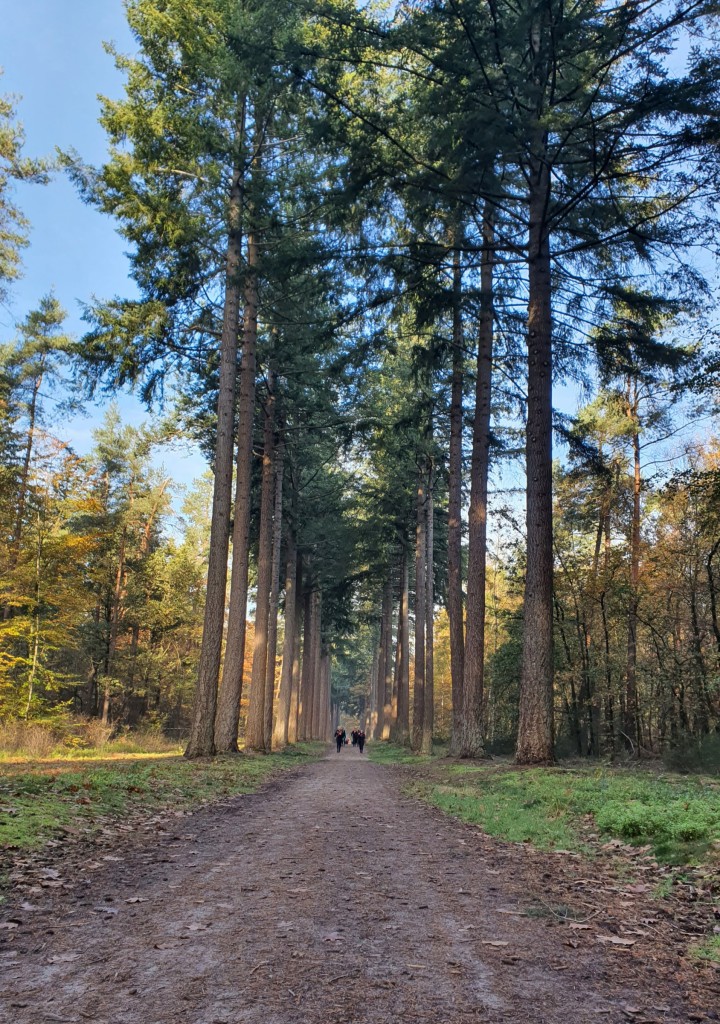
[188,923,211,931]
[568,923,592,931]
[48,953,81,963]
[596,935,636,946]
[481,941,509,947]
[124,897,148,904]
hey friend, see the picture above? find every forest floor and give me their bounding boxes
[0,747,719,1024]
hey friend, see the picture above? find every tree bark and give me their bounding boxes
[516,152,555,765]
[288,558,303,744]
[213,246,259,750]
[319,648,331,740]
[185,126,246,759]
[624,382,641,752]
[368,641,380,740]
[460,205,494,758]
[422,464,434,755]
[390,547,405,738]
[381,574,394,739]
[412,474,427,752]
[447,244,465,752]
[102,521,128,726]
[706,538,720,656]
[393,545,411,744]
[263,452,285,750]
[273,529,298,749]
[310,592,323,739]
[298,581,313,741]
[376,578,392,739]
[244,373,277,752]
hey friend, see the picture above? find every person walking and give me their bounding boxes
[335,726,346,753]
[357,729,366,753]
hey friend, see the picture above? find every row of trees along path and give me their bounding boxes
[29,0,720,755]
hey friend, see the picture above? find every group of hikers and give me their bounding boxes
[334,726,366,754]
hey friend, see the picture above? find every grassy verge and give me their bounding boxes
[693,935,720,963]
[369,743,720,866]
[0,743,324,854]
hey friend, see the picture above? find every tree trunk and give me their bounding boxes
[447,244,465,752]
[101,524,127,726]
[244,374,277,752]
[24,516,42,718]
[368,641,380,740]
[381,574,395,740]
[310,592,323,739]
[393,545,411,744]
[422,464,434,755]
[298,581,313,741]
[288,559,303,745]
[624,383,641,753]
[213,234,259,751]
[706,538,720,657]
[213,114,264,752]
[273,529,298,749]
[460,205,494,758]
[390,548,405,738]
[185,128,246,759]
[516,153,555,765]
[126,481,170,699]
[376,577,392,740]
[412,474,427,752]
[263,452,285,750]
[319,648,331,741]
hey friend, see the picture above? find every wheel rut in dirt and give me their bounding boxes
[0,750,694,1023]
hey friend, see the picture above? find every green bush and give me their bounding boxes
[595,800,666,839]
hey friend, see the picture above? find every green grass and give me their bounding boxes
[368,742,720,865]
[428,780,580,850]
[693,935,720,963]
[436,764,720,863]
[367,741,435,765]
[0,743,324,853]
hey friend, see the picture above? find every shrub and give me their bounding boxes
[0,721,56,758]
[595,796,719,846]
[663,734,720,776]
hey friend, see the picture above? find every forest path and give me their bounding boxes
[0,750,699,1024]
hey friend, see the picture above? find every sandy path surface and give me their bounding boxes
[0,750,699,1023]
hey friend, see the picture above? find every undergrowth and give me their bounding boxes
[370,743,720,865]
[367,742,435,765]
[693,935,720,963]
[0,743,323,853]
[0,717,183,761]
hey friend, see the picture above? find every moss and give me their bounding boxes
[372,746,720,865]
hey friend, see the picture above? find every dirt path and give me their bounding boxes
[0,750,711,1023]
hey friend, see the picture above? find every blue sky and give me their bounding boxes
[1,0,204,490]
[1,2,711,516]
